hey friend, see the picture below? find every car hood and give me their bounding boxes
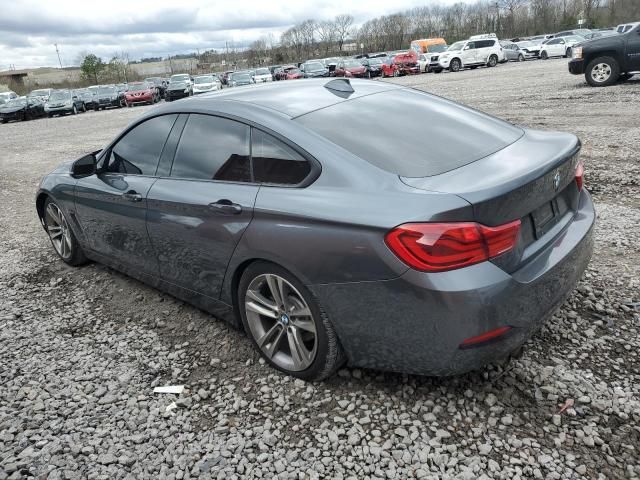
[581,34,624,49]
[127,90,152,95]
[167,83,188,90]
[347,66,366,72]
[0,106,25,113]
[194,83,214,88]
[96,93,116,99]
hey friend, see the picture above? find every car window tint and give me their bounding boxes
[296,89,523,178]
[171,114,250,182]
[106,114,177,175]
[252,129,311,185]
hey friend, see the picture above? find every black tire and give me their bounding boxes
[94,106,99,112]
[432,68,442,74]
[72,105,77,115]
[518,54,525,62]
[82,103,86,112]
[1,119,7,124]
[585,56,620,87]
[42,198,88,267]
[392,69,399,77]
[564,47,572,58]
[541,51,548,60]
[488,55,498,67]
[450,58,461,72]
[238,261,345,381]
[469,65,478,69]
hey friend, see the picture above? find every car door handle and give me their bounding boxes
[122,191,142,202]
[208,200,242,215]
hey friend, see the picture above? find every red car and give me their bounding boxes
[334,59,368,78]
[381,51,420,77]
[277,66,303,80]
[124,82,157,106]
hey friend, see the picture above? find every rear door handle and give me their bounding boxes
[122,191,142,202]
[209,199,242,215]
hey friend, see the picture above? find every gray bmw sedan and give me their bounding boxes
[36,79,594,380]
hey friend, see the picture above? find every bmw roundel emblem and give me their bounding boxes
[553,171,561,191]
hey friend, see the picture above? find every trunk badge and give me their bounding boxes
[553,171,561,191]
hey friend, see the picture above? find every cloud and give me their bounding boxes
[0,0,468,70]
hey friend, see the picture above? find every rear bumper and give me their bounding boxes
[310,190,595,376]
[568,59,585,75]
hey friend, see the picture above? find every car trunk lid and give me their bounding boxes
[401,129,582,272]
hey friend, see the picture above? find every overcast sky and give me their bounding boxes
[0,0,466,70]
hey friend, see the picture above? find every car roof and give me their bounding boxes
[151,79,402,118]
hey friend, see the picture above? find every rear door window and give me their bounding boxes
[295,88,523,177]
[170,114,251,182]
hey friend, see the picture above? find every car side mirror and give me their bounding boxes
[464,46,470,50]
[72,96,78,100]
[71,153,97,178]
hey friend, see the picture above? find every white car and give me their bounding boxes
[192,75,221,94]
[0,90,18,106]
[253,67,273,83]
[431,34,504,72]
[418,54,430,73]
[539,35,584,59]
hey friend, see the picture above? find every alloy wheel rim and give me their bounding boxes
[45,203,72,259]
[592,63,611,83]
[245,274,317,372]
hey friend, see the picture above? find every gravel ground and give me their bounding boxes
[1,59,639,480]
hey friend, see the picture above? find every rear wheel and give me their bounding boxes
[239,262,345,381]
[488,55,498,67]
[450,58,461,72]
[72,105,77,115]
[43,199,87,266]
[585,56,619,87]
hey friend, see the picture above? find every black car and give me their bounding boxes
[45,89,86,117]
[94,85,125,110]
[361,57,384,77]
[569,23,640,86]
[74,89,98,110]
[165,74,193,102]
[301,61,330,78]
[0,96,45,123]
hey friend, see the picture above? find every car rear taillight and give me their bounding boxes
[385,220,521,272]
[575,161,584,191]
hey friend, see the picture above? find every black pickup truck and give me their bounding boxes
[569,22,640,86]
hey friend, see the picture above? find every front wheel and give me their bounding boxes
[392,69,399,77]
[82,103,86,112]
[449,59,461,72]
[72,105,77,115]
[239,262,345,381]
[565,47,572,58]
[43,199,88,266]
[585,56,620,87]
[541,51,548,60]
[518,54,525,62]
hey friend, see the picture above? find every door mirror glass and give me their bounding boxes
[72,153,97,178]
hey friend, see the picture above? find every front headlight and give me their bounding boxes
[184,88,189,93]
[572,47,583,59]
[111,96,117,101]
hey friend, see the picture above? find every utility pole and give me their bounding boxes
[54,43,63,68]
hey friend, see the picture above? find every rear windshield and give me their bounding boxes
[295,88,523,177]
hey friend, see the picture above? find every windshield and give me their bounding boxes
[194,76,213,84]
[448,42,466,51]
[49,91,71,101]
[255,68,270,75]
[427,44,447,53]
[565,36,583,42]
[31,89,49,96]
[517,41,534,47]
[128,84,149,91]
[367,58,383,65]
[171,75,190,83]
[344,60,362,68]
[98,86,116,95]
[6,98,27,107]
[233,73,251,82]
[286,68,300,74]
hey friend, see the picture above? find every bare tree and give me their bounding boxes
[334,14,354,51]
